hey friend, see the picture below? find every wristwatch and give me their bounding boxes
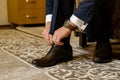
[63,20,77,31]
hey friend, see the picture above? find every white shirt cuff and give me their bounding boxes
[45,14,52,22]
[70,15,88,31]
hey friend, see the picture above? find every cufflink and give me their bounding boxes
[80,23,88,31]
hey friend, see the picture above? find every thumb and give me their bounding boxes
[55,41,64,45]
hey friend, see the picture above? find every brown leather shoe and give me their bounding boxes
[93,41,112,63]
[32,44,73,67]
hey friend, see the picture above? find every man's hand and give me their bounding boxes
[42,22,53,45]
[52,26,72,45]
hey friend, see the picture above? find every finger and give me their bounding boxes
[54,36,64,45]
[55,39,64,45]
[49,35,54,45]
[42,34,51,44]
[52,34,56,43]
[55,41,64,45]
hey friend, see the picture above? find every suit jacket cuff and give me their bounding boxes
[45,14,52,22]
[70,15,88,31]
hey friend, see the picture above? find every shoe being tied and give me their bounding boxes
[93,41,112,63]
[32,44,73,67]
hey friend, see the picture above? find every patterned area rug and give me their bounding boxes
[0,29,120,80]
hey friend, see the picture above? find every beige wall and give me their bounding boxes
[0,0,9,25]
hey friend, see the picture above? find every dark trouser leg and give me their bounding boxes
[85,0,112,63]
[50,0,75,49]
[86,0,110,42]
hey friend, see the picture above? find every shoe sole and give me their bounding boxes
[35,56,73,67]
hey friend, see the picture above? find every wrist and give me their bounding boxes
[63,20,77,31]
[45,22,51,27]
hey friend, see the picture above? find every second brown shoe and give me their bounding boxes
[32,44,73,67]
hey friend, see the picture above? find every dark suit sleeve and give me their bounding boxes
[74,0,96,23]
[62,0,75,19]
[46,0,54,15]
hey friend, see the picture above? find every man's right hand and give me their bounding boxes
[42,22,53,45]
